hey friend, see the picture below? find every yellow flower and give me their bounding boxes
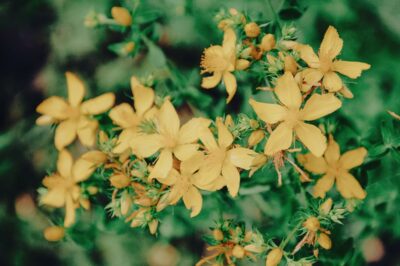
[132,99,211,180]
[201,28,249,103]
[296,26,370,92]
[249,71,342,157]
[197,118,257,197]
[36,72,115,150]
[109,76,156,153]
[41,149,106,227]
[298,135,367,199]
[111,7,132,26]
[159,153,211,217]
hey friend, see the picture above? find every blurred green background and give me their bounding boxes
[0,0,399,265]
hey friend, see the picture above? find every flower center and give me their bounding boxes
[201,46,230,73]
[319,56,332,73]
[285,108,300,127]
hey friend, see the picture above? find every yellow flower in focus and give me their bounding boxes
[197,118,257,197]
[201,28,248,103]
[298,135,367,199]
[160,153,214,217]
[36,72,115,150]
[132,99,211,180]
[109,76,156,153]
[111,7,132,26]
[41,150,106,227]
[249,72,342,157]
[296,26,370,92]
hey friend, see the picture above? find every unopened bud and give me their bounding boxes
[111,7,132,26]
[110,174,131,188]
[303,216,320,232]
[266,248,283,266]
[248,130,264,147]
[319,198,333,215]
[244,22,261,38]
[260,34,276,52]
[213,229,224,241]
[232,245,245,258]
[44,226,65,242]
[317,233,332,250]
[284,55,297,74]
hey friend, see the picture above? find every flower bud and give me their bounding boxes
[284,55,297,74]
[123,42,135,54]
[244,22,261,38]
[317,233,332,250]
[218,19,233,31]
[110,174,131,188]
[232,245,245,258]
[319,198,333,215]
[213,229,224,241]
[236,59,250,70]
[44,226,65,242]
[303,216,320,232]
[260,34,276,52]
[111,7,132,26]
[148,220,159,235]
[266,248,283,266]
[248,130,264,147]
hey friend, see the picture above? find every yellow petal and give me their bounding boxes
[180,152,205,176]
[42,175,64,189]
[322,72,343,92]
[313,173,335,198]
[109,103,138,128]
[319,26,343,61]
[216,118,233,148]
[149,150,173,180]
[57,149,73,178]
[81,93,115,115]
[222,162,241,197]
[131,76,155,117]
[161,168,179,186]
[274,71,302,109]
[336,171,366,199]
[131,134,164,158]
[339,147,367,170]
[265,122,293,155]
[249,99,287,124]
[178,117,211,144]
[182,186,203,217]
[295,122,327,157]
[300,93,342,121]
[110,174,131,189]
[199,128,218,151]
[36,96,70,120]
[174,143,199,161]
[228,147,257,170]
[77,117,98,147]
[223,72,237,103]
[41,187,66,207]
[36,115,57,125]
[222,28,236,54]
[201,72,222,89]
[158,100,180,138]
[297,153,327,174]
[113,128,137,154]
[295,44,320,68]
[66,72,85,107]
[324,135,340,165]
[55,119,77,150]
[193,174,225,191]
[301,68,324,91]
[339,85,354,99]
[196,154,224,186]
[332,60,371,79]
[64,194,76,227]
[72,153,102,183]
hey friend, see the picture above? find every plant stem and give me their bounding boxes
[265,0,282,32]
[279,220,303,249]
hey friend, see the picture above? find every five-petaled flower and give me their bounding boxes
[36,72,115,150]
[250,71,342,157]
[298,135,367,199]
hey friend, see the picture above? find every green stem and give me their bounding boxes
[279,220,303,249]
[265,0,282,32]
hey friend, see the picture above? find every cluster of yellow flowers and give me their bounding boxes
[36,6,371,265]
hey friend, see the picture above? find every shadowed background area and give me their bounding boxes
[0,0,399,265]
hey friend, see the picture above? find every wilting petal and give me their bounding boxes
[41,187,66,207]
[109,103,138,128]
[295,122,327,157]
[332,60,370,79]
[57,149,73,178]
[228,147,257,170]
[55,119,77,150]
[222,162,240,197]
[223,72,237,103]
[322,72,342,92]
[199,128,218,151]
[66,72,85,107]
[36,96,70,120]
[77,117,98,147]
[182,186,203,217]
[216,118,233,148]
[336,171,366,199]
[300,93,342,121]
[174,143,199,161]
[324,135,340,165]
[131,76,155,117]
[81,93,115,115]
[265,122,293,155]
[131,134,163,158]
[201,72,222,89]
[178,117,211,144]
[249,99,287,124]
[149,150,173,180]
[313,173,335,198]
[274,72,302,109]
[295,44,320,68]
[158,100,180,138]
[319,26,343,61]
[297,153,327,174]
[339,147,367,170]
[64,194,76,227]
